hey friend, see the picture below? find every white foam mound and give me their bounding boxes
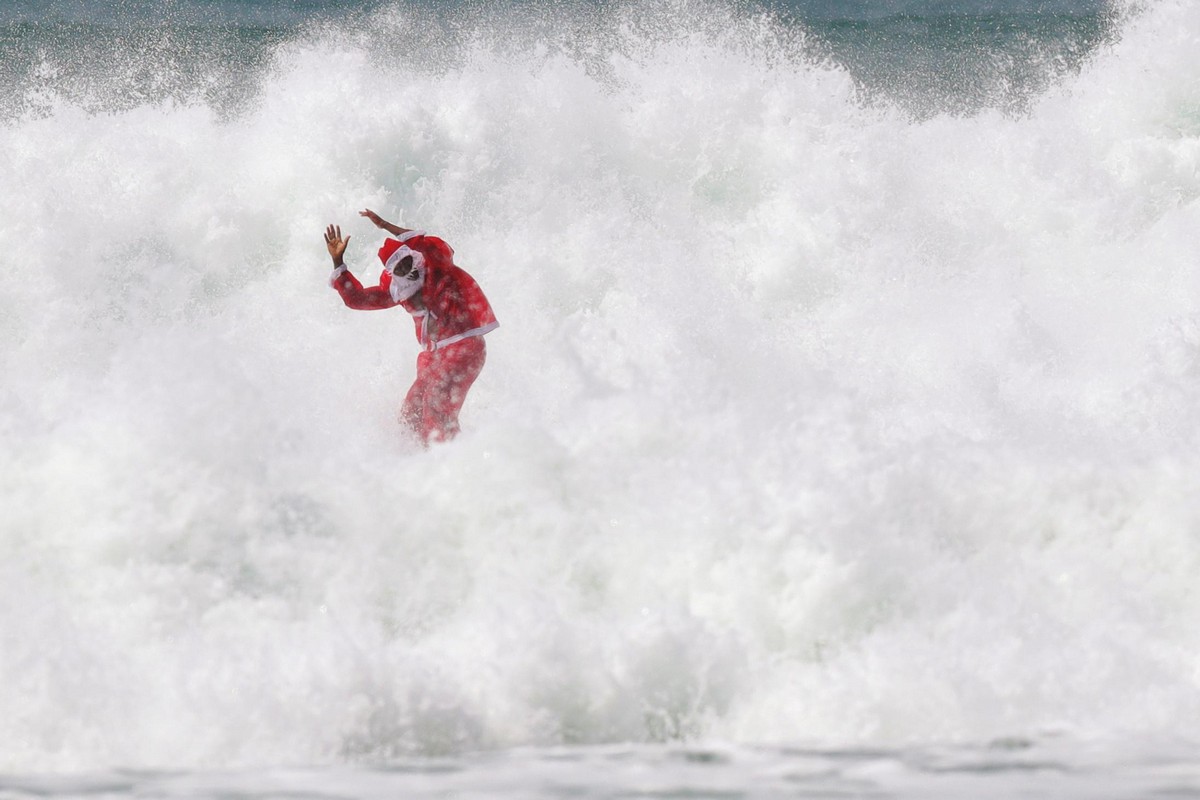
[1,0,1199,771]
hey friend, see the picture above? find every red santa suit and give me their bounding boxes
[330,230,498,445]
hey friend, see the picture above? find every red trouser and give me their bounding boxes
[401,336,487,445]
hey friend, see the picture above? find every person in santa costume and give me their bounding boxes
[324,209,498,445]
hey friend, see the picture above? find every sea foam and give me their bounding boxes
[1,0,1199,771]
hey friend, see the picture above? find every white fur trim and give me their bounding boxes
[385,246,426,303]
[384,245,426,274]
[431,321,499,351]
[410,309,435,348]
[329,264,349,287]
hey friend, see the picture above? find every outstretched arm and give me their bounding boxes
[323,222,397,310]
[360,208,415,238]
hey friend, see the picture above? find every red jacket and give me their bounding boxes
[331,231,498,351]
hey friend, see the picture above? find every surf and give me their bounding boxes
[1,0,1199,771]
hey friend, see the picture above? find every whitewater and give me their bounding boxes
[2,0,1200,794]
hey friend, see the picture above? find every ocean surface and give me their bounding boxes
[3,0,1200,796]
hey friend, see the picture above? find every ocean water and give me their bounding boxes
[3,0,1200,796]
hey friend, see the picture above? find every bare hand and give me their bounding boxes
[324,224,350,266]
[359,209,389,229]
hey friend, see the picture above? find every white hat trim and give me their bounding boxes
[386,246,426,303]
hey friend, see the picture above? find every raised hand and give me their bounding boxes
[359,209,413,238]
[359,209,389,229]
[324,224,350,266]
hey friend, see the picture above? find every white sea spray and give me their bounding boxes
[0,0,1198,772]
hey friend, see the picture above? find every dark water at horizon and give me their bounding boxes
[0,0,1122,118]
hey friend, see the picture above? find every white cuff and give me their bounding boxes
[329,264,348,287]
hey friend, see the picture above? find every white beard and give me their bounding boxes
[385,246,426,303]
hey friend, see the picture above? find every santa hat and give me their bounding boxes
[378,238,426,303]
